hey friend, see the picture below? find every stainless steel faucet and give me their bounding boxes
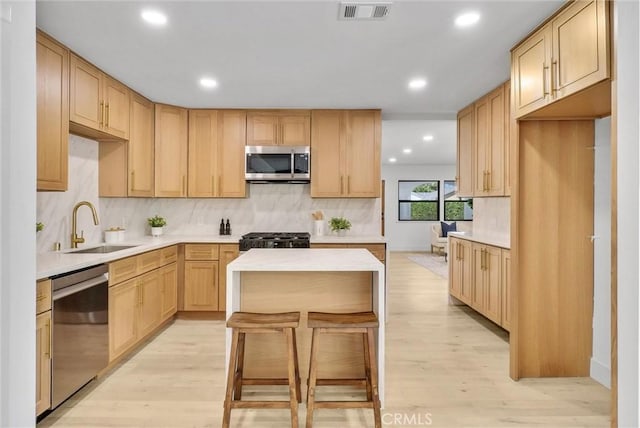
[71,201,99,248]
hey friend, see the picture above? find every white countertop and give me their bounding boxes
[448,231,510,249]
[37,234,386,279]
[228,248,384,272]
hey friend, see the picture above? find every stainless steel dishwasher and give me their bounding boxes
[51,264,109,408]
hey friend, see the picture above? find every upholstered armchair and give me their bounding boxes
[431,224,448,259]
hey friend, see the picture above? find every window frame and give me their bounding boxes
[443,179,473,221]
[397,180,440,222]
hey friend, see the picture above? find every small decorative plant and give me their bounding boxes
[147,215,167,228]
[329,217,351,232]
[36,222,45,232]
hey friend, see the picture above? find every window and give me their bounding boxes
[398,180,439,221]
[443,180,473,221]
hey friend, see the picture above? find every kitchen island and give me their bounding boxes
[226,248,386,406]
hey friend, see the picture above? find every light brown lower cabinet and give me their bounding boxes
[182,243,239,312]
[108,247,178,362]
[449,238,510,331]
[36,311,52,416]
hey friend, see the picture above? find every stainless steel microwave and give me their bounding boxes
[245,146,310,182]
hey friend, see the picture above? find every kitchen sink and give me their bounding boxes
[68,245,138,254]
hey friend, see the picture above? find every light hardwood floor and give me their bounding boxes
[38,252,609,427]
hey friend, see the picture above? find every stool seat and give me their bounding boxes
[227,311,301,329]
[307,311,379,329]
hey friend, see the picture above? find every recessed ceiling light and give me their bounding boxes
[455,12,480,28]
[141,9,167,26]
[423,135,434,141]
[408,78,427,90]
[389,157,397,163]
[403,148,412,154]
[199,77,218,89]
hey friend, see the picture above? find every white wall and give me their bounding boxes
[0,1,37,426]
[591,117,611,388]
[381,164,465,251]
[615,1,640,426]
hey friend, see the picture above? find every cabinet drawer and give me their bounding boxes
[185,244,219,260]
[109,256,138,285]
[36,279,52,314]
[160,245,178,265]
[137,249,161,274]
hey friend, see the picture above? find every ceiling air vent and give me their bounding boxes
[339,2,391,20]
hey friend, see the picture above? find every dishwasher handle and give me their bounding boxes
[52,274,109,301]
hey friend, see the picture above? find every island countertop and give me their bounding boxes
[227,248,384,271]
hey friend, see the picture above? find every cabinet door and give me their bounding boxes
[129,93,155,196]
[483,246,503,325]
[501,250,512,331]
[449,239,462,299]
[552,0,609,100]
[246,113,278,146]
[311,110,344,197]
[459,239,473,304]
[184,261,219,311]
[511,25,552,118]
[155,104,188,197]
[279,115,310,146]
[36,32,69,191]
[456,104,474,197]
[504,81,512,197]
[471,244,485,311]
[218,244,240,312]
[188,110,218,197]
[36,311,51,416]
[160,262,178,320]
[473,98,489,196]
[344,110,381,197]
[69,53,103,131]
[108,278,138,361]
[103,76,130,139]
[137,270,162,338]
[487,86,505,196]
[218,110,247,197]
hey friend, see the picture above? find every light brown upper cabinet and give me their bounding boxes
[456,105,474,198]
[36,31,69,191]
[504,80,512,196]
[188,110,247,198]
[69,53,130,140]
[246,111,310,146]
[128,93,155,197]
[311,110,381,198]
[511,0,610,119]
[474,85,505,196]
[155,104,188,197]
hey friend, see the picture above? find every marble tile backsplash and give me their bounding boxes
[36,136,381,252]
[37,135,102,253]
[472,197,510,243]
[100,184,381,238]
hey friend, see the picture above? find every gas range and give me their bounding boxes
[239,232,311,251]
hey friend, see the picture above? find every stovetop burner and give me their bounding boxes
[239,232,311,251]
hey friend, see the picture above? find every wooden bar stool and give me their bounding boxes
[305,311,381,428]
[222,312,302,428]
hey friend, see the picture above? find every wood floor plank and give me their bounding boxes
[38,252,609,427]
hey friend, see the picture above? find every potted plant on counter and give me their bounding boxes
[329,217,351,237]
[147,215,167,237]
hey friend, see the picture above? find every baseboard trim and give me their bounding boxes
[590,357,611,388]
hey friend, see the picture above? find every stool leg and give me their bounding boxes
[306,328,320,428]
[366,328,382,428]
[233,332,246,400]
[223,329,240,428]
[291,328,302,403]
[362,332,373,401]
[285,328,299,428]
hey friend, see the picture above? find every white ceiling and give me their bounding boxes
[36,0,563,165]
